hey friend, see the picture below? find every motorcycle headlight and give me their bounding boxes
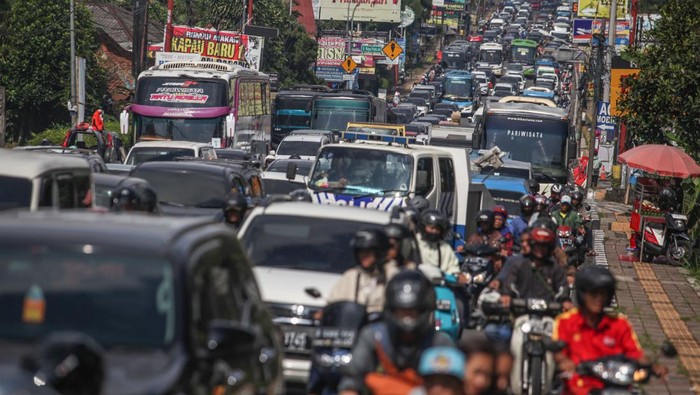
[473,272,488,284]
[591,361,636,386]
[559,230,571,238]
[674,219,686,228]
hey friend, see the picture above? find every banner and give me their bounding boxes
[155,52,202,66]
[317,0,401,23]
[315,36,347,82]
[577,0,628,19]
[573,19,630,45]
[609,68,639,116]
[428,9,460,28]
[170,26,263,70]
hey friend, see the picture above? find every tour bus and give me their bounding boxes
[478,43,504,77]
[120,61,272,158]
[471,102,576,193]
[443,45,470,70]
[510,39,538,78]
[441,71,478,117]
[272,85,331,147]
[309,91,386,133]
[307,132,495,241]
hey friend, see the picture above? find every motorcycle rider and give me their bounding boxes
[385,223,420,269]
[570,190,595,256]
[499,227,572,395]
[416,210,463,278]
[492,205,514,256]
[553,265,668,395]
[527,179,540,195]
[110,184,159,214]
[327,229,398,315]
[338,271,454,395]
[410,347,466,395]
[527,194,550,226]
[511,195,535,244]
[548,184,563,209]
[219,192,249,228]
[551,195,583,234]
[460,334,496,395]
[467,210,502,250]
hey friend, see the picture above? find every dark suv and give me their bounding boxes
[0,212,282,395]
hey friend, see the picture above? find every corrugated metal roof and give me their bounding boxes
[87,1,163,52]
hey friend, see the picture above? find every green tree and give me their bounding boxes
[617,0,700,161]
[0,0,107,144]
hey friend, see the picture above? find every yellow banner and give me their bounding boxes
[577,0,628,19]
[610,68,639,116]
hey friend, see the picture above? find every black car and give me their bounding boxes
[0,212,283,395]
[130,161,263,217]
[93,173,153,209]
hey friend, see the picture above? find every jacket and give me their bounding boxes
[416,233,461,275]
[466,229,502,250]
[327,263,399,314]
[501,255,569,302]
[511,215,530,242]
[551,208,582,230]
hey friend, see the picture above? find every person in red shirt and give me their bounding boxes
[553,265,667,395]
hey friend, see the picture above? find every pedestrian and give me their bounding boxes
[409,347,467,395]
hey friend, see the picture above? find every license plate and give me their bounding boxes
[281,326,314,353]
[312,327,356,348]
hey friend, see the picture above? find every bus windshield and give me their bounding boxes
[511,45,536,64]
[134,114,224,143]
[135,77,228,108]
[483,115,568,182]
[480,50,503,65]
[309,146,413,196]
[311,99,371,131]
[444,52,465,69]
[444,79,473,99]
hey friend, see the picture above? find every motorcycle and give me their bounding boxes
[460,246,497,328]
[308,302,368,395]
[576,356,660,395]
[418,264,462,341]
[557,225,586,267]
[637,211,694,264]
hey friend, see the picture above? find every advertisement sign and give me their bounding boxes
[577,0,628,19]
[428,10,460,28]
[595,101,616,141]
[155,52,202,66]
[573,19,630,45]
[609,68,639,116]
[169,26,263,70]
[317,0,401,23]
[315,36,347,82]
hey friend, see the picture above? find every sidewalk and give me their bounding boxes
[595,198,700,394]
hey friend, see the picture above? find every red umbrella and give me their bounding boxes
[618,144,700,177]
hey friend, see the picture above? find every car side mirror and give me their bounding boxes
[270,150,276,156]
[416,170,429,195]
[286,162,298,180]
[201,320,258,360]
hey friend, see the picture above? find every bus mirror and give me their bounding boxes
[225,114,236,138]
[416,170,429,194]
[119,111,129,135]
[567,139,577,162]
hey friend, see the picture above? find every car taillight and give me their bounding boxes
[488,82,493,89]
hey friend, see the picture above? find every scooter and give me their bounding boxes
[557,225,586,267]
[418,264,462,341]
[308,302,368,395]
[459,244,497,328]
[637,211,694,264]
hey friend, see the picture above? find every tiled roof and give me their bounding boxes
[87,1,163,52]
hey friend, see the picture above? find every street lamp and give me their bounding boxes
[346,2,361,89]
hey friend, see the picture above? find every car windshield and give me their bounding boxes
[241,215,384,274]
[261,178,306,195]
[131,168,227,208]
[277,140,321,156]
[126,147,194,165]
[266,160,313,174]
[0,176,32,211]
[309,146,414,196]
[0,244,176,348]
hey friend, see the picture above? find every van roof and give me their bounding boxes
[0,150,90,179]
[254,202,391,224]
[130,141,213,149]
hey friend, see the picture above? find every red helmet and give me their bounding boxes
[493,205,508,219]
[530,228,555,246]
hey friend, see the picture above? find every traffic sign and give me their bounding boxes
[341,56,358,74]
[382,39,403,60]
[596,101,616,141]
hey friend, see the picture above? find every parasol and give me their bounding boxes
[618,144,700,178]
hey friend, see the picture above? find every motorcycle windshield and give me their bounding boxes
[321,301,368,330]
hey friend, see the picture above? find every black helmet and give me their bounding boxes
[575,265,617,308]
[475,210,494,226]
[527,179,540,194]
[658,187,676,211]
[385,223,415,263]
[350,229,390,268]
[110,184,158,213]
[571,190,584,204]
[224,192,248,213]
[420,209,450,241]
[408,196,431,214]
[520,194,535,216]
[289,189,312,202]
[532,216,558,234]
[384,270,435,338]
[35,331,105,395]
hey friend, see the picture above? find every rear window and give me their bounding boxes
[126,148,194,165]
[0,176,32,210]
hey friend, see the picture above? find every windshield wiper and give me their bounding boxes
[353,189,407,199]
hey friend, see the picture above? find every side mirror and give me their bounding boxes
[286,162,298,180]
[225,114,236,138]
[201,320,258,360]
[270,150,276,156]
[416,170,429,195]
[305,287,322,299]
[119,110,129,135]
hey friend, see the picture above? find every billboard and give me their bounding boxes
[169,26,263,70]
[609,68,639,116]
[314,36,346,82]
[317,0,401,23]
[572,19,631,45]
[577,0,628,19]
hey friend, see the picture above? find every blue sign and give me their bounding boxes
[596,101,616,141]
[314,66,352,82]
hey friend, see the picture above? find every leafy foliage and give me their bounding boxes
[0,0,108,144]
[617,0,700,162]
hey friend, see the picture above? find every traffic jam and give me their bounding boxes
[0,0,677,395]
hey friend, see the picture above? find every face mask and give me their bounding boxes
[424,232,442,243]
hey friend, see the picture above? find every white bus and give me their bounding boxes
[479,43,504,77]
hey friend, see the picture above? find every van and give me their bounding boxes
[0,150,92,211]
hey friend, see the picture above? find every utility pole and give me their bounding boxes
[164,0,174,52]
[70,0,76,127]
[603,0,616,102]
[587,34,606,191]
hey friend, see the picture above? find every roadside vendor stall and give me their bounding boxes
[619,144,700,263]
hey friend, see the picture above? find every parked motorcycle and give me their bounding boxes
[308,302,368,395]
[637,211,694,264]
[418,264,462,341]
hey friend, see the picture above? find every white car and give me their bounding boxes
[238,202,395,382]
[264,134,330,167]
[505,72,526,93]
[491,82,516,97]
[124,141,216,165]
